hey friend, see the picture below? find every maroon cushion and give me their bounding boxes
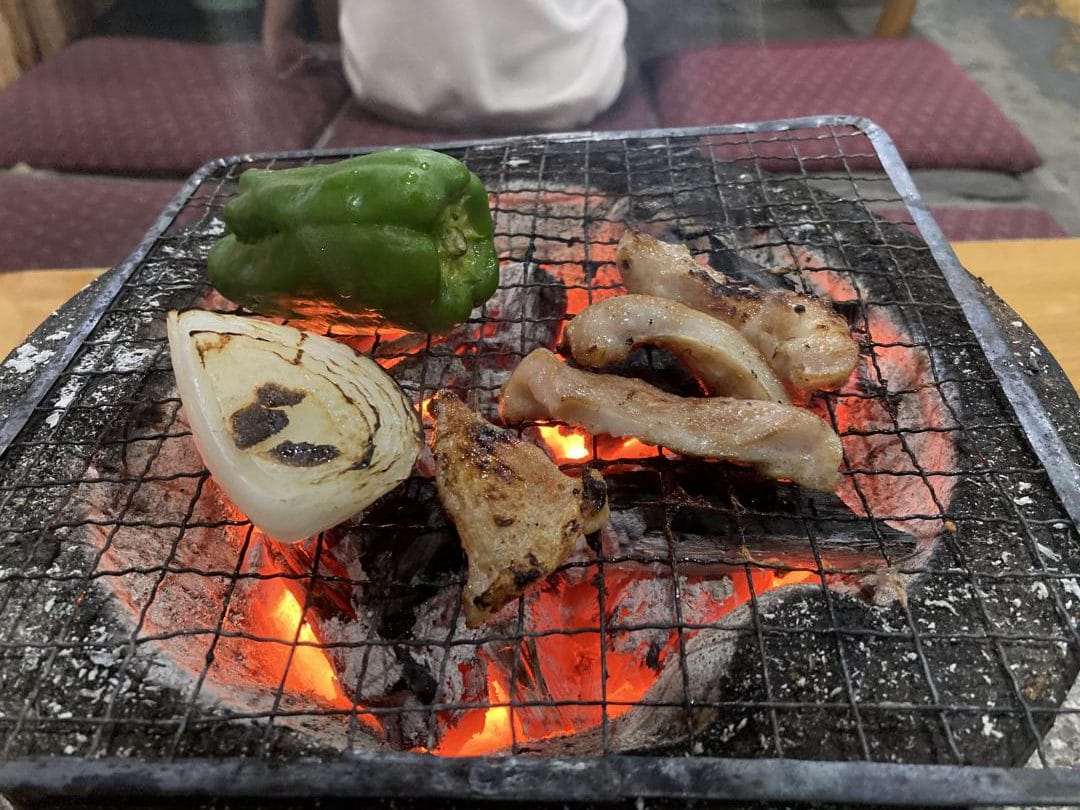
[649,39,1042,173]
[0,173,178,270]
[588,81,660,132]
[323,81,658,149]
[0,37,349,177]
[876,205,1067,242]
[321,103,488,151]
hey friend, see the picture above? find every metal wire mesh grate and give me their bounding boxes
[1,119,1080,803]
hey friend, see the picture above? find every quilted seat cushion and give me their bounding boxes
[649,39,1042,173]
[877,205,1067,242]
[0,173,179,270]
[0,37,349,177]
[323,80,659,149]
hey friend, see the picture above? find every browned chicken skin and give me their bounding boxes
[616,231,858,392]
[499,349,842,492]
[431,390,609,627]
[559,293,789,404]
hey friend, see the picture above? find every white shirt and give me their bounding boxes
[338,0,627,131]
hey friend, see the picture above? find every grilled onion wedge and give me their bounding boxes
[167,310,422,543]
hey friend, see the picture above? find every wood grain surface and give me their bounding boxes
[953,239,1078,387]
[1,267,105,359]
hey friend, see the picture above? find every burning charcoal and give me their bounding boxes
[74,400,363,750]
[261,533,356,622]
[672,483,918,572]
[595,465,917,574]
[389,263,567,414]
[310,603,403,703]
[707,235,791,292]
[46,142,1040,769]
[409,588,492,748]
[297,480,496,751]
[603,568,735,671]
[479,262,568,349]
[578,346,705,398]
[325,585,493,752]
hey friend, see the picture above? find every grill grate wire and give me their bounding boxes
[1,119,1080,803]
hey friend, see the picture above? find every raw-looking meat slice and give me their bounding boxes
[616,231,858,391]
[499,349,842,492]
[559,293,789,404]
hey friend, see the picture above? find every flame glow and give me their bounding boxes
[246,574,351,707]
[435,678,519,756]
[420,396,435,424]
[536,424,591,460]
[433,567,814,756]
[267,583,345,704]
[535,423,660,464]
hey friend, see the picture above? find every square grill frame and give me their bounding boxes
[2,116,1080,806]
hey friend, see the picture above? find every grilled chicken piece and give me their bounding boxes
[616,231,858,392]
[431,390,609,627]
[499,349,842,492]
[559,293,789,404]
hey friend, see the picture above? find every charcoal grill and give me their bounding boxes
[2,116,1080,807]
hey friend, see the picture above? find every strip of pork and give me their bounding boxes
[432,390,609,627]
[559,293,789,404]
[616,231,858,392]
[499,349,842,492]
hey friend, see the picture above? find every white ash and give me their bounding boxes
[606,572,736,657]
[1036,542,1063,563]
[6,343,55,374]
[981,715,1005,740]
[922,597,960,616]
[409,587,493,726]
[605,507,649,547]
[43,375,84,428]
[1061,579,1080,601]
[73,401,367,752]
[102,346,159,374]
[320,612,403,701]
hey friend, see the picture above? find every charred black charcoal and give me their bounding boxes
[570,345,704,398]
[350,480,464,640]
[707,237,790,292]
[0,529,61,572]
[388,263,567,408]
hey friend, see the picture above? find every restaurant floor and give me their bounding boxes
[903,0,1079,235]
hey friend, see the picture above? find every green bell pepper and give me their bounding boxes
[206,148,500,334]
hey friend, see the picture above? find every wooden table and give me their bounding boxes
[0,267,106,360]
[1,238,1077,386]
[952,238,1078,387]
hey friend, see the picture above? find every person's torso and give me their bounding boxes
[338,0,627,131]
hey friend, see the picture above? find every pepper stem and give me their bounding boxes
[443,227,468,258]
